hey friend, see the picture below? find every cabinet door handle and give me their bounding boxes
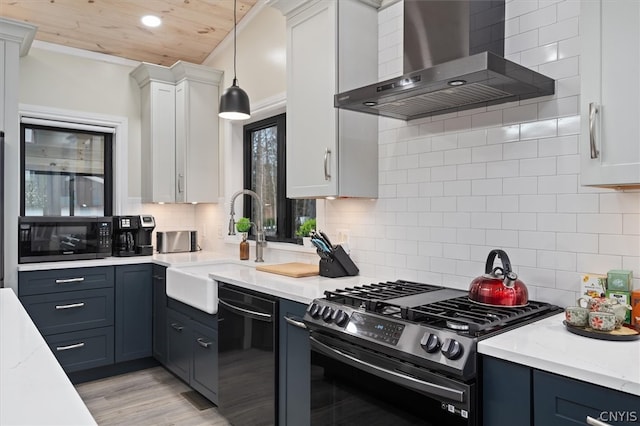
[586,416,612,426]
[196,338,212,349]
[56,342,85,351]
[153,275,165,281]
[55,277,85,284]
[324,148,331,180]
[589,102,600,159]
[178,173,184,193]
[170,322,184,332]
[284,316,307,330]
[55,302,85,310]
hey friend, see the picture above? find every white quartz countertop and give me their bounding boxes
[478,313,640,396]
[0,288,97,425]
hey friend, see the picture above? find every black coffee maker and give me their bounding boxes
[112,215,156,256]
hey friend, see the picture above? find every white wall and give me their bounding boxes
[324,0,640,307]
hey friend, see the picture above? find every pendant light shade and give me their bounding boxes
[219,0,250,120]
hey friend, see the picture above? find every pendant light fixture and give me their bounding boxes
[219,0,251,120]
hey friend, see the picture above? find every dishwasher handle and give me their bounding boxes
[219,298,273,323]
[310,336,465,403]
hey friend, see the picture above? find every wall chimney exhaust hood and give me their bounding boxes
[335,0,555,121]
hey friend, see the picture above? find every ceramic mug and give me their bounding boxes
[588,311,616,332]
[565,306,589,327]
[577,296,630,328]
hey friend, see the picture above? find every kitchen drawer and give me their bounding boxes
[20,288,114,336]
[19,267,114,296]
[45,326,114,373]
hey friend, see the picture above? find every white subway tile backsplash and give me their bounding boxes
[457,163,487,180]
[623,214,640,235]
[503,140,538,160]
[539,16,579,45]
[502,212,537,230]
[519,230,556,250]
[600,235,640,257]
[576,253,623,273]
[520,5,558,34]
[557,233,599,253]
[577,214,623,234]
[472,178,503,195]
[538,135,578,157]
[444,148,472,165]
[520,157,557,176]
[538,175,578,194]
[537,213,576,232]
[486,229,519,247]
[330,1,638,307]
[505,29,539,55]
[503,176,538,194]
[472,145,503,163]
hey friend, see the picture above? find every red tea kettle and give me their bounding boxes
[468,249,529,307]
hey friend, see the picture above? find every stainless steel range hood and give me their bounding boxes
[335,0,555,121]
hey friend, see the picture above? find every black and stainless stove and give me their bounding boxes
[304,280,561,425]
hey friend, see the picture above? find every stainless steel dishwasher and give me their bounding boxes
[217,282,278,426]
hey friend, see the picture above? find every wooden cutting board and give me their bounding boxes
[256,262,319,278]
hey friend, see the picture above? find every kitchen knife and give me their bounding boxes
[319,231,334,250]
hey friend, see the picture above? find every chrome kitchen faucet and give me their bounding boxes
[228,189,266,262]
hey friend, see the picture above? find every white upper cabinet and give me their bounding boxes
[580,0,640,187]
[131,62,223,203]
[270,0,379,199]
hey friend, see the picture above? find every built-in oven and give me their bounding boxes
[309,332,473,426]
[18,216,112,263]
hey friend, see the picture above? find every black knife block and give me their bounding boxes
[319,245,359,278]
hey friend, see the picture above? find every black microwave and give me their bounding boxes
[18,216,112,263]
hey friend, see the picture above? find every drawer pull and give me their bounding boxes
[55,277,85,284]
[196,338,212,349]
[171,323,184,332]
[587,416,612,426]
[56,342,85,351]
[55,302,85,310]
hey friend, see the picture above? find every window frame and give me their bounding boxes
[242,113,300,244]
[20,122,114,217]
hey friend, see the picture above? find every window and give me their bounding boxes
[243,114,315,243]
[20,123,113,216]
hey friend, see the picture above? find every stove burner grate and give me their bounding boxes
[323,280,443,311]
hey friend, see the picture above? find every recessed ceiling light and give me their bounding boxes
[141,15,162,28]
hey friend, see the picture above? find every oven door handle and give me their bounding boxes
[310,336,465,403]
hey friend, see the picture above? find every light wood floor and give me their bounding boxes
[75,366,231,426]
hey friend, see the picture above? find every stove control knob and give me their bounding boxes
[332,310,349,327]
[309,303,321,318]
[441,338,463,360]
[322,307,334,322]
[420,333,440,353]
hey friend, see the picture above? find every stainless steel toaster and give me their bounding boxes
[156,230,198,253]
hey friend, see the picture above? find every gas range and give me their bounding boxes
[304,280,561,381]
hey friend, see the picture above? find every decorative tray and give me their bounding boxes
[563,321,640,341]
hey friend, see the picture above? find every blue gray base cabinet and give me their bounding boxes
[279,299,310,426]
[115,264,153,362]
[482,356,640,426]
[152,264,167,364]
[165,298,218,405]
[19,264,154,374]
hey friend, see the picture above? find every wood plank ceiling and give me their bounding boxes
[0,0,257,66]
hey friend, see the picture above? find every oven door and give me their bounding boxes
[310,332,474,426]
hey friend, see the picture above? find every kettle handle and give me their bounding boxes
[485,249,513,275]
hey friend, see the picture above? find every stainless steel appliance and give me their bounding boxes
[156,230,197,253]
[112,215,155,256]
[304,280,562,425]
[334,0,555,120]
[18,216,112,263]
[218,283,278,425]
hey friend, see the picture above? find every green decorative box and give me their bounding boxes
[607,269,633,292]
